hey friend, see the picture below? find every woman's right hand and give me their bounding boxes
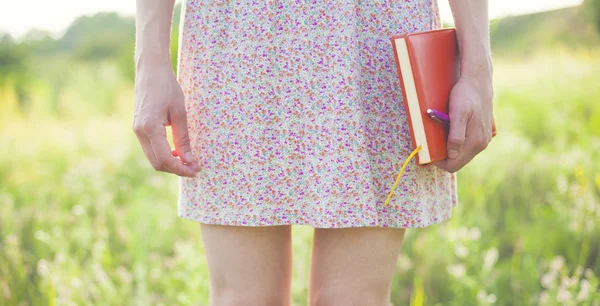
[132,64,201,178]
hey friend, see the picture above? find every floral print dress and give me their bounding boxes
[176,0,458,228]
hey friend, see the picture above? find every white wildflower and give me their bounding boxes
[468,227,481,241]
[55,252,66,264]
[396,253,413,271]
[37,259,49,277]
[34,230,51,243]
[483,248,499,272]
[584,268,595,279]
[477,290,487,301]
[92,263,110,286]
[557,285,573,303]
[585,220,594,232]
[457,226,469,239]
[557,175,569,194]
[447,264,466,278]
[550,256,565,272]
[71,277,82,288]
[575,266,584,277]
[6,234,18,245]
[71,204,85,216]
[454,243,469,258]
[569,221,578,232]
[577,279,590,301]
[539,291,550,305]
[541,272,557,289]
[561,275,578,288]
[116,266,133,284]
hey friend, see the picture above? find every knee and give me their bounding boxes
[309,287,390,306]
[210,288,289,306]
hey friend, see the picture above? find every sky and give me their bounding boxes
[0,0,583,39]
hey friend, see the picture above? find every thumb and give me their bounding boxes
[169,104,195,164]
[447,111,467,160]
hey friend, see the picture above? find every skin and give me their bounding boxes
[199,224,293,306]
[133,0,201,178]
[435,0,494,173]
[133,0,492,305]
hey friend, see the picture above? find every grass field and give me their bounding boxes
[1,28,600,306]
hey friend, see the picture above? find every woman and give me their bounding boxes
[133,0,493,305]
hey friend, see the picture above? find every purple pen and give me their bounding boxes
[426,109,450,125]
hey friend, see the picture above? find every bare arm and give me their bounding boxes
[134,0,175,67]
[450,0,493,79]
[435,0,494,173]
[132,0,201,177]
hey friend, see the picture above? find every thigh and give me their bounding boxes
[308,227,407,306]
[200,223,293,306]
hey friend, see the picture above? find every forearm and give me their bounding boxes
[448,0,492,78]
[134,0,176,69]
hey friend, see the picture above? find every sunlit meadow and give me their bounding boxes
[1,10,599,306]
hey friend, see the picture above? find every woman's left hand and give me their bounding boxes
[434,72,494,173]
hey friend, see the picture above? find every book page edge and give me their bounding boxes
[394,37,431,164]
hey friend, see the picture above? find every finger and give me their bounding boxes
[146,122,198,178]
[435,133,481,173]
[170,149,190,166]
[134,124,160,170]
[169,103,197,166]
[435,158,463,173]
[151,135,197,177]
[447,109,468,160]
[435,150,470,173]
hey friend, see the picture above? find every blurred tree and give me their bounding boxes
[55,6,182,81]
[60,12,135,60]
[585,0,600,32]
[0,3,184,115]
[22,29,59,56]
[0,34,31,112]
[0,34,25,78]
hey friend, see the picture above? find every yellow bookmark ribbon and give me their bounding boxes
[383,145,422,206]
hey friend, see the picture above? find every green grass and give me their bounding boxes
[3,5,600,302]
[1,48,599,305]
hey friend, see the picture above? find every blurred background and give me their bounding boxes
[1,0,599,305]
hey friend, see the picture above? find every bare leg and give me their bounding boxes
[200,223,293,306]
[308,227,407,306]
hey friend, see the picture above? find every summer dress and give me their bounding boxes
[176,0,458,228]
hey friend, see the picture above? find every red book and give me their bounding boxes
[390,28,496,165]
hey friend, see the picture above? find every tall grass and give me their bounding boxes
[0,49,599,305]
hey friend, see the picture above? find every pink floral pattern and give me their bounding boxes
[176,0,458,228]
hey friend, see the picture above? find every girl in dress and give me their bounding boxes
[133,0,493,304]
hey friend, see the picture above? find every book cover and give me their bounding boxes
[390,28,496,165]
